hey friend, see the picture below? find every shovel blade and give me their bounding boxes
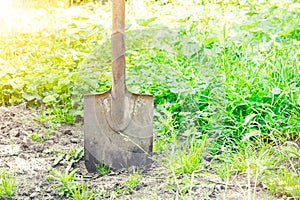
[84,90,153,171]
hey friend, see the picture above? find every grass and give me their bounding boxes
[47,168,97,199]
[0,0,299,199]
[70,180,96,200]
[95,162,111,177]
[123,171,141,195]
[215,140,300,199]
[47,168,78,197]
[164,132,207,175]
[27,132,43,142]
[51,147,84,171]
[0,169,17,198]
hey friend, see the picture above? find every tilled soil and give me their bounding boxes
[0,104,278,200]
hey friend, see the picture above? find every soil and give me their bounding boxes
[0,104,281,200]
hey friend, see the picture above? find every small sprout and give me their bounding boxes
[96,162,111,176]
[124,171,141,194]
[0,169,17,198]
[28,132,42,142]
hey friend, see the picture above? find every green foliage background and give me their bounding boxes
[1,0,299,142]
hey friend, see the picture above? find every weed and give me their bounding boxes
[27,132,42,142]
[52,147,84,171]
[265,168,300,199]
[165,133,207,175]
[0,169,17,198]
[163,133,207,199]
[65,147,84,171]
[105,171,142,197]
[262,142,300,199]
[34,110,59,140]
[48,168,98,199]
[95,162,111,177]
[36,106,75,125]
[215,140,300,199]
[123,171,141,194]
[47,168,77,197]
[70,180,96,200]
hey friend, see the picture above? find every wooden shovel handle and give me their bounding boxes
[111,0,126,96]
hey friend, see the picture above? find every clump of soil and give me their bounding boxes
[0,104,83,199]
[0,104,277,199]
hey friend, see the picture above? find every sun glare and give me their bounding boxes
[0,0,33,33]
[0,0,13,18]
[0,0,16,31]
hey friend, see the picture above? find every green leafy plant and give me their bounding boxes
[95,162,111,177]
[165,133,207,175]
[265,168,300,199]
[48,168,77,197]
[153,102,179,152]
[70,180,96,200]
[215,140,300,199]
[123,171,141,195]
[0,169,17,198]
[165,171,201,199]
[28,132,42,142]
[108,171,142,197]
[48,168,97,199]
[262,142,300,199]
[37,106,75,124]
[52,147,84,171]
[66,147,84,163]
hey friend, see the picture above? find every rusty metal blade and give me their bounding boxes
[84,90,153,171]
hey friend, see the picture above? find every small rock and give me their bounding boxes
[21,142,29,150]
[19,153,28,160]
[30,192,38,198]
[34,144,44,153]
[43,122,50,129]
[35,186,41,192]
[23,136,33,145]
[70,138,80,143]
[14,131,21,137]
[15,168,26,175]
[46,139,54,145]
[61,138,70,145]
[63,129,72,135]
[45,187,52,193]
[10,129,20,137]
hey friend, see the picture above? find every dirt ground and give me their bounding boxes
[0,104,281,200]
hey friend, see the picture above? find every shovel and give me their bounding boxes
[84,0,153,171]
